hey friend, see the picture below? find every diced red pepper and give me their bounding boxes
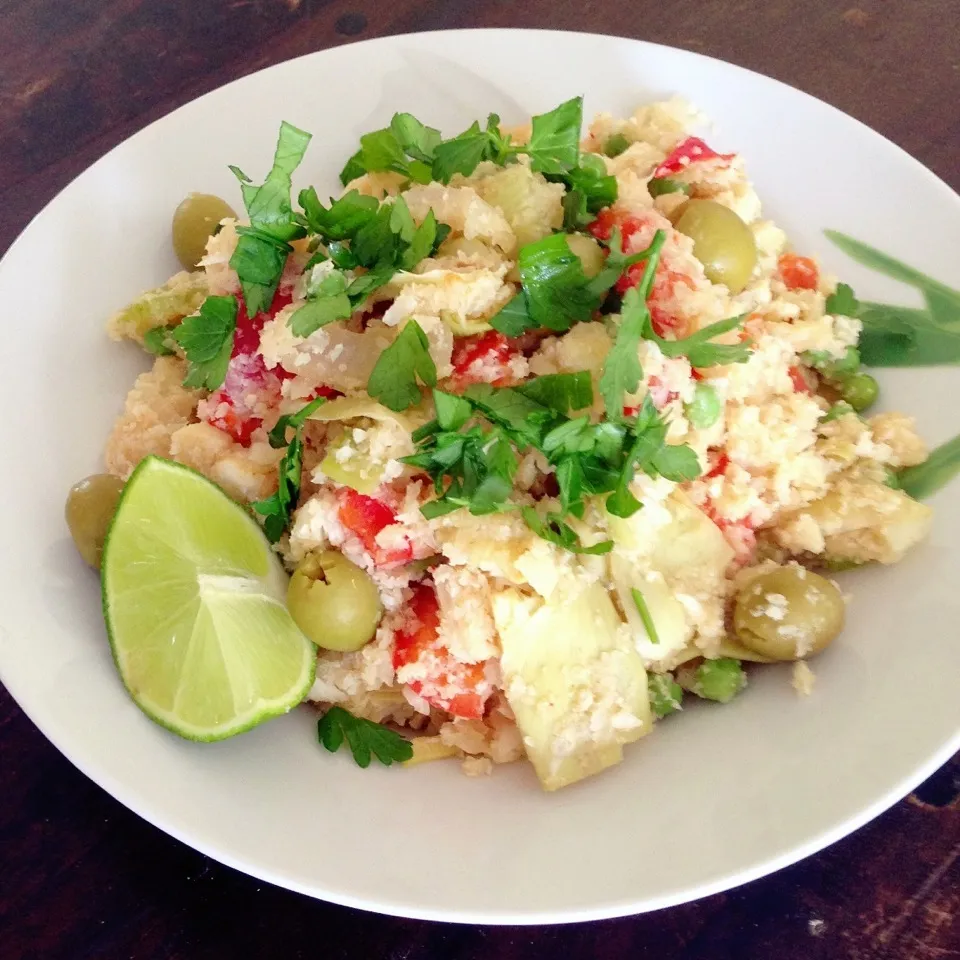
[616,259,695,337]
[778,254,819,291]
[451,330,517,387]
[653,137,734,178]
[392,583,442,669]
[788,365,814,394]
[587,208,645,246]
[337,488,413,567]
[705,451,729,479]
[205,394,262,446]
[392,584,488,720]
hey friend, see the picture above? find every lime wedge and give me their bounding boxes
[101,456,316,741]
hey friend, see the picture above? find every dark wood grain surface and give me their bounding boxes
[2,2,959,957]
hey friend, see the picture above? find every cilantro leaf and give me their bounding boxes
[526,96,582,174]
[250,395,323,541]
[515,372,593,415]
[289,270,352,337]
[367,321,437,411]
[171,295,238,390]
[389,195,417,243]
[317,706,413,768]
[143,325,176,357]
[825,281,860,317]
[521,506,613,555]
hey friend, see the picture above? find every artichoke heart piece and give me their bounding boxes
[492,582,651,791]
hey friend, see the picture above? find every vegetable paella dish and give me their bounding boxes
[65,96,955,790]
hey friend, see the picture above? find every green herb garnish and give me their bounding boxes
[250,395,326,542]
[898,431,960,500]
[171,295,238,390]
[142,325,177,357]
[229,122,311,317]
[367,320,438,412]
[647,177,690,198]
[317,706,413,768]
[631,587,660,644]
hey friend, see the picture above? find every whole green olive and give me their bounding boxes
[172,193,237,271]
[65,474,126,569]
[734,566,845,660]
[287,550,382,652]
[673,199,758,294]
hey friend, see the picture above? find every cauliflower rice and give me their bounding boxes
[99,97,935,790]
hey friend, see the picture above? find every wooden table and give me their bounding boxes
[2,2,958,956]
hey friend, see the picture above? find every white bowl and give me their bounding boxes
[1,29,958,924]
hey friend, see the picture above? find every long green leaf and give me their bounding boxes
[898,433,960,500]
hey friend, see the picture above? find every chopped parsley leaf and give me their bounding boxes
[251,395,325,542]
[367,320,437,412]
[171,295,238,390]
[317,706,413,768]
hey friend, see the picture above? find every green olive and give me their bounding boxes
[673,199,758,294]
[839,372,879,412]
[734,566,845,660]
[287,550,382,652]
[65,474,125,569]
[172,193,236,270]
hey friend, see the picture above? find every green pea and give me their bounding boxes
[172,193,237,271]
[803,346,861,381]
[821,401,857,423]
[648,673,683,718]
[603,133,630,158]
[839,372,879,412]
[685,383,722,429]
[689,658,746,703]
[673,199,758,294]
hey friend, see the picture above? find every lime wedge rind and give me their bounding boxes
[101,456,316,742]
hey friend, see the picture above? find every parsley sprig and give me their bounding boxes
[290,193,449,338]
[317,706,413,768]
[250,395,327,542]
[491,228,656,337]
[405,370,701,549]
